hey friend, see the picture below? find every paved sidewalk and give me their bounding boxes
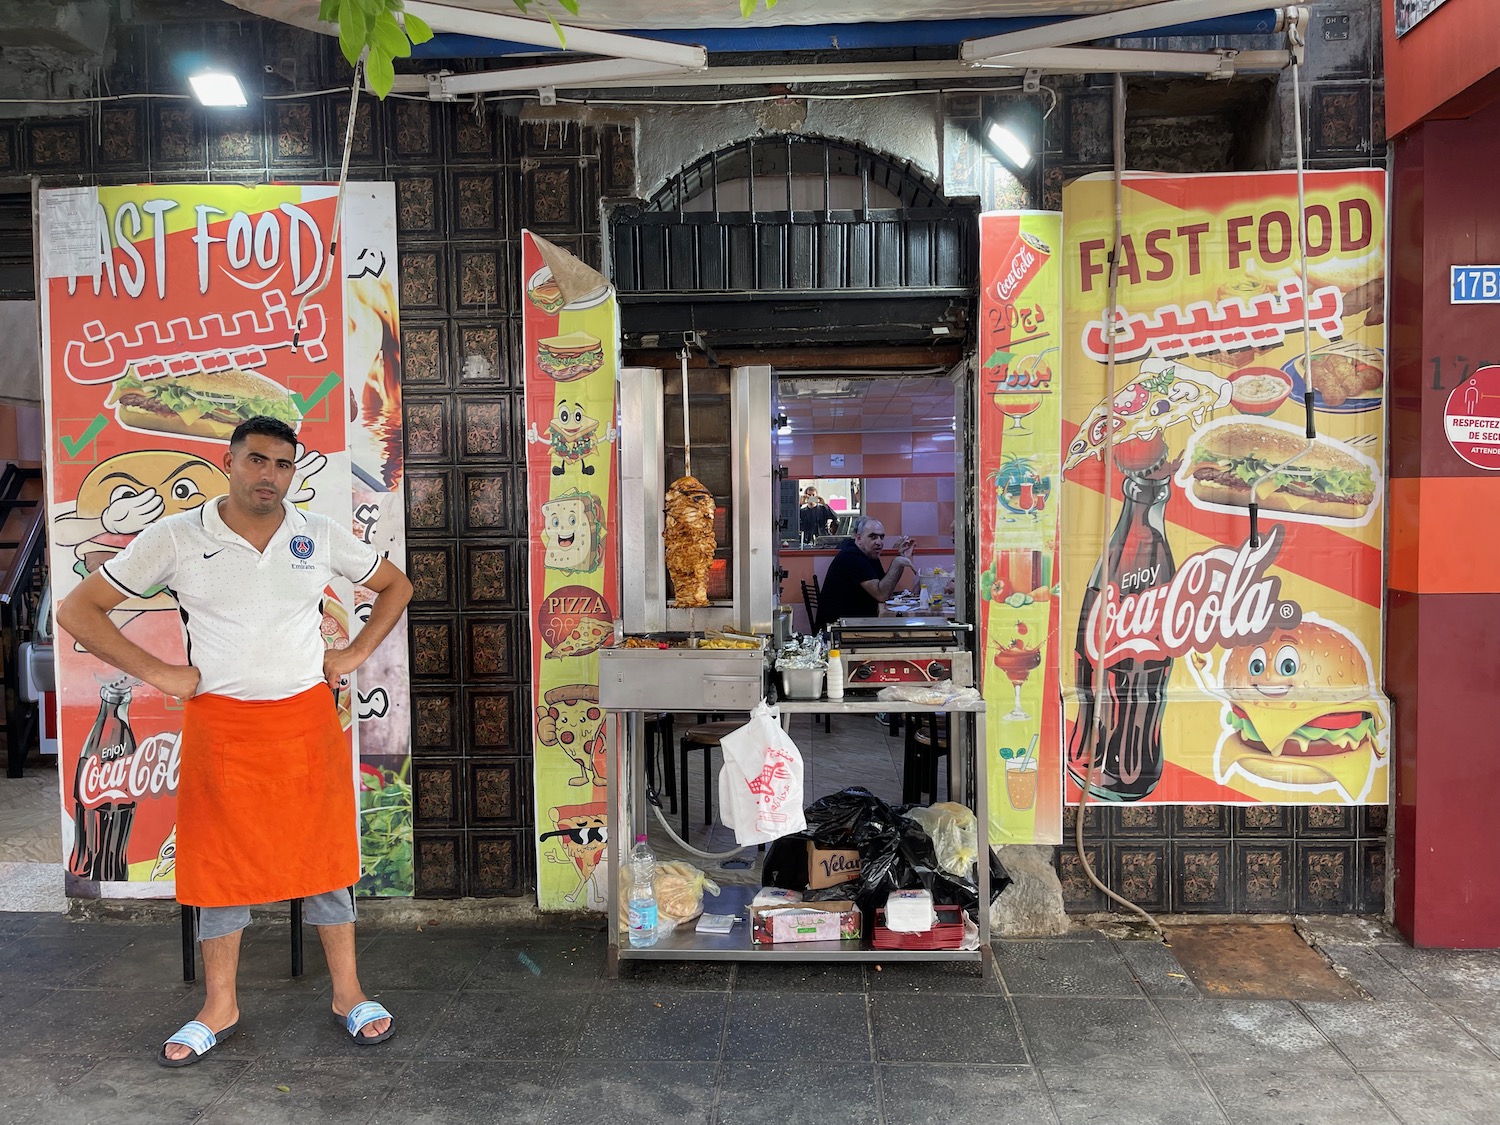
[3,909,1500,1124]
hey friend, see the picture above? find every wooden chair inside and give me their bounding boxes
[902,713,951,805]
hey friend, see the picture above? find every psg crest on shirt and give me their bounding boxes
[290,535,315,559]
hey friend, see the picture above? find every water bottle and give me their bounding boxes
[826,648,845,700]
[627,834,658,948]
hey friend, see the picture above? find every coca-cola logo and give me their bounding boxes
[77,733,180,807]
[1085,527,1302,665]
[996,245,1038,303]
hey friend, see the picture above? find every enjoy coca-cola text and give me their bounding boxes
[76,733,180,808]
[1084,527,1301,665]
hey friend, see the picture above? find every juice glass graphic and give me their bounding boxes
[998,395,1043,436]
[1005,756,1038,811]
[993,640,1042,721]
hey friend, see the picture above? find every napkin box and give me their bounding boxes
[750,900,862,944]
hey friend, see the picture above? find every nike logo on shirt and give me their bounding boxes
[203,549,226,559]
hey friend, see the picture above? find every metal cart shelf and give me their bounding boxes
[603,697,992,978]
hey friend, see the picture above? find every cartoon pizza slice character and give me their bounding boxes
[540,800,608,906]
[535,684,608,787]
[1064,359,1231,472]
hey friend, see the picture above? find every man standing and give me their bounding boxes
[798,487,836,545]
[57,417,413,1066]
[814,516,914,632]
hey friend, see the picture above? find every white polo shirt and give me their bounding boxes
[101,498,380,701]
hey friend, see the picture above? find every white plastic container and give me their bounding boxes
[825,649,845,700]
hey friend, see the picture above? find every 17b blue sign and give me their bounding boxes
[1452,266,1500,304]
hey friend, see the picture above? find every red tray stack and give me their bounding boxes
[872,904,967,950]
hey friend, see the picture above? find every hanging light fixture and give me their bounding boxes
[188,71,247,108]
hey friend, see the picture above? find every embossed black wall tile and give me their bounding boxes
[468,761,522,826]
[1235,843,1293,913]
[454,244,507,312]
[1057,845,1107,913]
[1172,805,1229,837]
[1061,803,1104,839]
[0,126,16,173]
[328,98,383,168]
[409,617,457,681]
[150,105,205,169]
[470,831,525,896]
[1309,82,1373,158]
[523,118,582,157]
[1112,844,1168,912]
[390,99,442,162]
[401,324,448,389]
[459,397,512,461]
[1361,804,1389,837]
[1175,845,1231,913]
[413,759,462,827]
[464,615,519,682]
[407,543,456,610]
[400,247,446,312]
[1234,805,1292,837]
[449,104,504,163]
[209,109,267,168]
[469,689,521,756]
[523,162,581,230]
[404,395,452,463]
[452,170,504,235]
[270,102,321,165]
[463,543,516,609]
[105,23,150,93]
[1113,805,1166,837]
[1359,842,1387,914]
[1063,92,1111,163]
[405,469,455,536]
[413,831,464,897]
[1296,844,1355,913]
[99,107,146,170]
[410,689,461,758]
[28,122,89,171]
[601,125,636,195]
[456,322,510,387]
[462,469,520,535]
[1297,805,1356,837]
[395,172,443,236]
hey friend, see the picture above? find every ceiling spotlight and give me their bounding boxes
[985,120,1033,172]
[189,71,247,108]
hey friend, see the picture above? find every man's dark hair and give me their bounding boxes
[230,416,298,451]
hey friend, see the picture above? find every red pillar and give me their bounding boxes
[1388,100,1500,946]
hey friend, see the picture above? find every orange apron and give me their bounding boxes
[176,686,357,908]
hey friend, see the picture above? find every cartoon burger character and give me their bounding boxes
[52,450,230,631]
[540,489,606,575]
[544,401,599,477]
[540,800,608,906]
[535,684,607,788]
[1192,618,1388,803]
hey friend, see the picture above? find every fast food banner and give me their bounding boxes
[975,212,1065,846]
[1060,170,1389,808]
[39,183,412,898]
[521,232,619,912]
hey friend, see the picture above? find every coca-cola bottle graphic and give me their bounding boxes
[1067,441,1175,801]
[69,676,139,881]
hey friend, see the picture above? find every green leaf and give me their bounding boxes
[317,0,340,23]
[511,0,530,12]
[373,12,412,58]
[556,0,580,14]
[403,11,434,44]
[338,0,370,66]
[365,48,396,97]
[546,10,567,48]
[984,348,1014,368]
[740,0,756,16]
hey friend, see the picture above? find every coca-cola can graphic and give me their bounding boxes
[993,230,1052,304]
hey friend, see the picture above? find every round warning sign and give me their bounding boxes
[1445,365,1500,470]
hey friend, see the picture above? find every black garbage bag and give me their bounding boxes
[762,787,1011,920]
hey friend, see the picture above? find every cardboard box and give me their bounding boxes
[806,843,862,890]
[751,900,862,944]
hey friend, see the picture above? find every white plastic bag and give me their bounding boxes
[717,700,807,846]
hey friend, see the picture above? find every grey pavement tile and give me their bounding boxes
[716,1061,879,1125]
[0,933,116,986]
[71,931,213,990]
[1363,1069,1500,1124]
[541,1061,716,1125]
[994,940,1143,997]
[1300,999,1500,1071]
[1155,1000,1351,1071]
[0,913,43,939]
[381,1058,562,1124]
[341,931,496,991]
[1040,1065,1229,1125]
[1202,1068,1400,1125]
[724,992,872,1062]
[1374,945,1500,999]
[0,987,182,1059]
[264,987,456,1060]
[577,991,727,1060]
[0,983,57,1018]
[435,988,589,1060]
[0,1056,99,1125]
[864,958,1001,994]
[1430,996,1500,1056]
[879,1064,1059,1125]
[196,1057,402,1125]
[463,929,607,989]
[197,990,327,1060]
[603,957,733,991]
[1319,944,1424,1000]
[870,994,1027,1064]
[229,932,334,991]
[1013,996,1190,1069]
[731,960,866,992]
[1117,939,1201,999]
[57,1055,254,1125]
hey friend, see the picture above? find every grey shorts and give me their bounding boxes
[195,889,356,942]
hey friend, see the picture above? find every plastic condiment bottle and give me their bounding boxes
[826,648,845,700]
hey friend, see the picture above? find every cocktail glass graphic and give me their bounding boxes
[993,638,1042,722]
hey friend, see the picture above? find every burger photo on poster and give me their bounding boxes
[105,366,303,443]
[1176,416,1381,527]
[536,332,604,382]
[1189,616,1388,804]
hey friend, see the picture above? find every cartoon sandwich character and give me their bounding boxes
[540,489,606,574]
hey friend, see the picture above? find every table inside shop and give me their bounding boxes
[604,699,992,978]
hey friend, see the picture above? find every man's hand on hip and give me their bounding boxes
[324,646,362,692]
[152,665,201,702]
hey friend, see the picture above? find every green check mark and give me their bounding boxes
[291,372,341,417]
[60,414,109,458]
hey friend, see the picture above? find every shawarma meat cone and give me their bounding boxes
[665,474,715,607]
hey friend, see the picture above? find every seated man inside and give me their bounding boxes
[814,517,915,633]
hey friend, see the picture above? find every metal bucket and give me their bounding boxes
[780,666,825,701]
